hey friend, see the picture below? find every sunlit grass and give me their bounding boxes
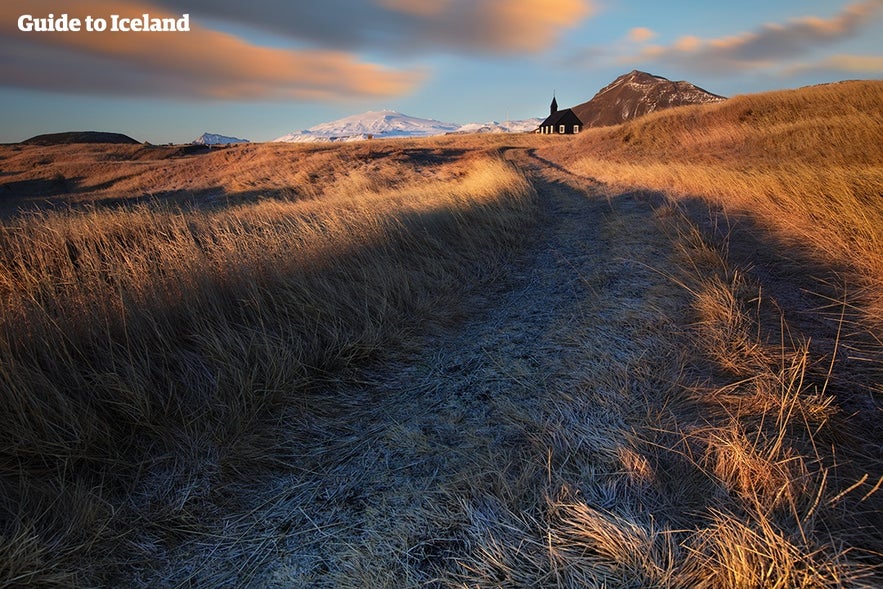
[528,80,883,588]
[555,80,883,321]
[0,144,538,585]
[1,79,881,586]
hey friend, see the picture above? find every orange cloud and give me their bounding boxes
[631,0,882,73]
[627,27,657,43]
[1,0,422,100]
[2,0,598,99]
[674,35,701,52]
[485,0,595,52]
[786,54,883,75]
[143,0,596,55]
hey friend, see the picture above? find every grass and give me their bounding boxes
[444,197,882,588]
[548,79,883,322]
[447,185,881,588]
[651,207,882,588]
[0,142,539,586]
[529,79,883,587]
[1,79,881,586]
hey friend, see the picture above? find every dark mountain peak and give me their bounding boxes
[623,70,665,83]
[572,71,726,128]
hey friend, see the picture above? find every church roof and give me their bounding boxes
[539,108,582,128]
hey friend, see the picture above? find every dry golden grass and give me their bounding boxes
[547,80,883,321]
[0,132,555,211]
[1,83,881,586]
[0,139,540,586]
[525,81,883,588]
[494,194,880,588]
[654,207,881,588]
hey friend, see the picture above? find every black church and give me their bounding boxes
[536,95,582,135]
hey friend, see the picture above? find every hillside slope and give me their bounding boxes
[1,82,881,586]
[549,80,883,309]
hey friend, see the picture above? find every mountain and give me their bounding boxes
[273,110,541,142]
[274,110,460,143]
[192,133,249,145]
[454,118,543,134]
[571,70,726,128]
[22,131,139,145]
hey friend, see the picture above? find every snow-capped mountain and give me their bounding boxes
[274,111,460,143]
[454,119,543,134]
[192,132,249,145]
[273,110,541,143]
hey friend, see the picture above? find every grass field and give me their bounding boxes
[0,140,541,586]
[548,80,883,323]
[539,79,883,587]
[0,80,881,587]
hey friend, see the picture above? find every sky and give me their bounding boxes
[1,0,881,143]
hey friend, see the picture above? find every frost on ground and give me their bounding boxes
[144,150,694,587]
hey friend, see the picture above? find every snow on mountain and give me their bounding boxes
[273,110,541,143]
[274,110,459,143]
[192,132,249,145]
[454,118,543,134]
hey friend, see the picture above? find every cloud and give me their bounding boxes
[1,0,423,100]
[629,0,883,73]
[1,0,595,100]
[377,0,452,18]
[673,35,701,52]
[148,0,596,55]
[485,0,596,53]
[627,27,656,43]
[784,54,883,76]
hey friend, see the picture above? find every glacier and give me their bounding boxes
[273,110,540,143]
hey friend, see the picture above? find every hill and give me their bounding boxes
[22,131,139,145]
[571,70,726,127]
[1,82,881,586]
[550,79,883,320]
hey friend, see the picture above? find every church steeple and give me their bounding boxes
[550,92,558,115]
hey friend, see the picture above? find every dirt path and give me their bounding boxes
[157,150,692,587]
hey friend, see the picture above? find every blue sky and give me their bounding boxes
[1,0,881,143]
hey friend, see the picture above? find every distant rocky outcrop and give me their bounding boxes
[572,70,726,128]
[22,131,139,145]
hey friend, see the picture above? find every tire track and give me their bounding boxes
[156,149,691,588]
